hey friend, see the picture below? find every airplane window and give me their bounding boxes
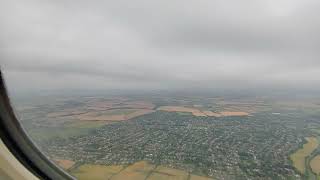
[1,0,320,180]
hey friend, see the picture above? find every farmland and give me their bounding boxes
[157,106,207,117]
[311,155,320,175]
[149,166,189,180]
[75,109,155,121]
[72,164,124,180]
[71,161,213,180]
[157,106,249,117]
[290,137,319,174]
[12,93,320,179]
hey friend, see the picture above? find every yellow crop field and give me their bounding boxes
[310,155,320,175]
[202,111,221,117]
[219,111,249,116]
[71,164,124,180]
[157,106,207,116]
[157,106,249,117]
[290,137,319,174]
[190,174,214,180]
[111,161,155,180]
[71,161,214,180]
[149,166,188,180]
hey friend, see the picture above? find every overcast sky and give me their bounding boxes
[1,0,320,93]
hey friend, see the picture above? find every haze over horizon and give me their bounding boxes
[1,0,320,92]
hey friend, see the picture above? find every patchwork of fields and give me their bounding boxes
[14,95,320,179]
[44,99,252,123]
[46,99,156,121]
[290,137,319,174]
[289,136,320,180]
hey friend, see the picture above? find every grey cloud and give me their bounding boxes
[1,0,320,92]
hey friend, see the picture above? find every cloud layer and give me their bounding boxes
[1,0,320,92]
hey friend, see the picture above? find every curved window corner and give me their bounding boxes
[0,72,75,180]
[1,1,320,180]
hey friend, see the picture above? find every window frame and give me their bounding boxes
[0,70,75,180]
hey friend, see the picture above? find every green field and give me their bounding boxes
[65,121,109,128]
[176,112,193,116]
[27,121,109,141]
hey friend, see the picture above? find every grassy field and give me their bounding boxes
[76,109,155,121]
[71,161,214,180]
[177,112,193,116]
[30,108,155,141]
[311,129,320,135]
[65,121,110,128]
[28,121,108,141]
[290,137,319,174]
[28,127,93,141]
